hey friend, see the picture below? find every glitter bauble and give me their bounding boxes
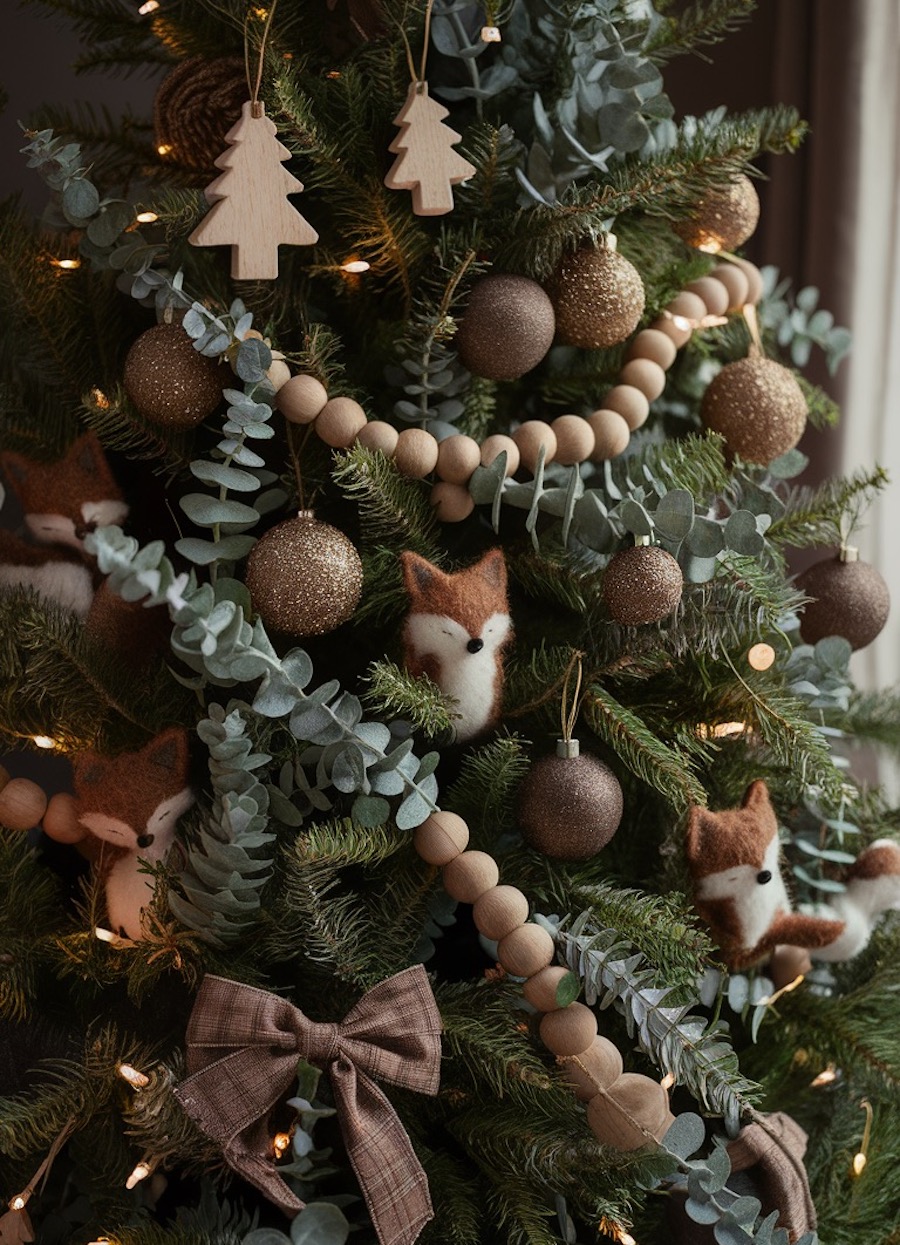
[674,174,761,252]
[154,56,247,173]
[245,513,363,637]
[456,275,556,381]
[519,746,623,861]
[547,245,645,349]
[603,545,684,626]
[795,552,890,651]
[123,324,227,428]
[700,356,807,465]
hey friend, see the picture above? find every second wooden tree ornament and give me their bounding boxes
[384,82,476,216]
[190,100,318,279]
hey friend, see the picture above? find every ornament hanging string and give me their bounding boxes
[244,0,281,118]
[398,0,436,90]
[560,650,585,744]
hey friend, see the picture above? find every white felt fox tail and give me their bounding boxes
[811,839,900,962]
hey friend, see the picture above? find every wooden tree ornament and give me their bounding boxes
[189,99,318,279]
[384,81,476,216]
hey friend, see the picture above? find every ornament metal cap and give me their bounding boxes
[556,738,580,759]
[839,545,859,563]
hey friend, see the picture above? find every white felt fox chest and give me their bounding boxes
[404,610,511,742]
[694,832,789,952]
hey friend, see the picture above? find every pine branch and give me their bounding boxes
[766,466,889,550]
[363,659,458,739]
[796,372,842,430]
[332,445,443,554]
[81,385,194,480]
[0,833,67,1021]
[647,0,757,61]
[834,688,900,756]
[444,735,531,851]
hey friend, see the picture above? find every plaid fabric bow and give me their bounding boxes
[174,965,442,1245]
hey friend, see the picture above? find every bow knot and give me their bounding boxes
[175,966,442,1245]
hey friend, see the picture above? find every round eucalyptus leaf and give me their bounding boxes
[617,497,654,537]
[723,510,764,555]
[62,178,100,221]
[654,489,695,540]
[685,516,724,559]
[597,102,650,151]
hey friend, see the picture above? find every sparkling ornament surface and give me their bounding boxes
[154,56,247,172]
[123,324,226,428]
[519,752,623,861]
[245,513,363,637]
[701,356,808,465]
[456,275,556,380]
[675,174,761,252]
[796,555,890,650]
[548,246,645,349]
[603,545,684,626]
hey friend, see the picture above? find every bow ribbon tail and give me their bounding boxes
[330,1055,433,1245]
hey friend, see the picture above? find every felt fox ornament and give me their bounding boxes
[686,780,900,970]
[0,432,128,617]
[400,548,512,743]
[67,728,194,939]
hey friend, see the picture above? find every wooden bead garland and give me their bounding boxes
[0,777,49,831]
[270,258,764,525]
[41,792,86,844]
[411,803,676,1154]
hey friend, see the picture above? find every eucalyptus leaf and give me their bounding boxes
[174,535,257,565]
[685,516,725,558]
[190,461,262,492]
[660,1111,705,1159]
[62,178,100,221]
[654,489,695,541]
[351,794,391,827]
[180,494,260,527]
[290,1203,349,1245]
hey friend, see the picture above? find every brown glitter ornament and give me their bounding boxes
[795,547,890,650]
[602,544,683,626]
[700,356,808,465]
[456,274,556,381]
[153,57,247,173]
[123,324,227,429]
[519,740,623,861]
[245,511,363,637]
[547,242,645,349]
[674,173,761,253]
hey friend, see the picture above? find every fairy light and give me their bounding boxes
[273,1131,291,1158]
[156,144,172,157]
[135,211,158,224]
[95,926,135,949]
[117,1063,150,1089]
[670,313,692,331]
[696,236,722,254]
[850,1099,873,1178]
[138,0,159,12]
[32,735,56,749]
[9,1195,27,1212]
[481,25,501,40]
[748,643,776,671]
[697,721,748,740]
[52,257,81,270]
[660,1071,676,1091]
[90,387,111,408]
[341,258,371,274]
[125,1160,152,1190]
[810,1064,838,1088]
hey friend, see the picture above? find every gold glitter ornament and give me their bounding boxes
[123,323,227,428]
[519,740,623,861]
[795,548,890,651]
[674,173,761,252]
[547,242,645,349]
[603,544,683,625]
[245,512,363,636]
[701,356,807,465]
[455,274,556,380]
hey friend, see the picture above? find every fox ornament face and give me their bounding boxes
[400,549,512,743]
[71,728,194,939]
[686,780,900,970]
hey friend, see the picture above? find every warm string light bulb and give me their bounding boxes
[52,257,81,271]
[90,387,111,409]
[117,1063,150,1089]
[850,1099,873,1179]
[138,0,159,12]
[660,1071,676,1091]
[125,1159,153,1190]
[156,144,172,157]
[481,25,501,40]
[748,643,776,671]
[272,1131,292,1158]
[135,211,158,224]
[95,926,135,949]
[9,1195,27,1212]
[32,735,56,749]
[340,258,371,274]
[810,1064,838,1088]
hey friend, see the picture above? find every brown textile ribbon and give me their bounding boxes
[175,966,442,1245]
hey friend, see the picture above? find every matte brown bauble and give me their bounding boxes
[795,550,890,650]
[245,512,363,636]
[700,356,807,465]
[674,174,761,252]
[154,56,247,173]
[123,324,227,428]
[519,742,623,861]
[603,545,684,626]
[456,275,556,380]
[548,245,645,349]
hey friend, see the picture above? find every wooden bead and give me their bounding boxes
[618,358,666,402]
[539,1001,598,1056]
[480,434,520,476]
[42,792,86,845]
[414,810,470,865]
[513,420,557,473]
[357,420,399,456]
[443,850,499,904]
[436,434,481,484]
[665,290,707,326]
[626,328,677,370]
[651,315,692,349]
[587,409,630,461]
[523,965,575,1013]
[497,922,555,978]
[266,358,292,392]
[316,396,368,448]
[472,885,530,941]
[586,1073,670,1151]
[277,374,329,424]
[551,415,594,465]
[0,777,48,832]
[431,481,475,523]
[686,275,729,317]
[711,262,750,310]
[602,385,650,431]
[559,1035,624,1101]
[731,257,764,304]
[393,427,440,478]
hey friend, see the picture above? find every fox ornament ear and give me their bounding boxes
[70,728,194,939]
[400,548,513,743]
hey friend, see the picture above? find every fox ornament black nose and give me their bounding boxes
[756,870,772,884]
[466,637,484,654]
[137,833,155,848]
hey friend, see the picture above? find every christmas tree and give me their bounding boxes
[1,3,899,1245]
